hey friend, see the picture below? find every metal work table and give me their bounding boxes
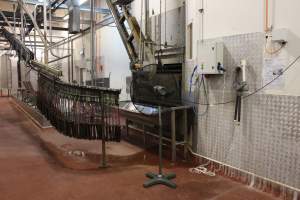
[120,102,190,163]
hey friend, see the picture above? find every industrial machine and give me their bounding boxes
[106,0,184,107]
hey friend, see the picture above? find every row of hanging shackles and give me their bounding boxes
[37,74,122,142]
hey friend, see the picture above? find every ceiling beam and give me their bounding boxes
[0,0,111,14]
[0,21,69,31]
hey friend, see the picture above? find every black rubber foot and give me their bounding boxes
[143,172,177,189]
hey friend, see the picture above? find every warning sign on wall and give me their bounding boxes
[263,52,288,90]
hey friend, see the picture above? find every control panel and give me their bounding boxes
[197,42,224,74]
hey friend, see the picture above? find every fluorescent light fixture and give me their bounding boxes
[79,0,88,5]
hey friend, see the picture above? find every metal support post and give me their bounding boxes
[171,109,176,163]
[183,109,188,160]
[90,0,96,85]
[143,106,177,189]
[101,97,107,168]
[43,0,48,63]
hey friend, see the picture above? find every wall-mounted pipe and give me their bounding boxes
[264,0,273,32]
[265,0,269,32]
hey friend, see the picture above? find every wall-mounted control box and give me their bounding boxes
[197,42,224,74]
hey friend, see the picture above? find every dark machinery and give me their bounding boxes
[106,0,183,107]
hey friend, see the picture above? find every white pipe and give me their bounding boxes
[241,59,247,82]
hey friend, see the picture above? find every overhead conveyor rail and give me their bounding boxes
[106,0,155,70]
[1,26,122,167]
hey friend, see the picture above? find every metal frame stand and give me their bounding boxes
[143,106,177,189]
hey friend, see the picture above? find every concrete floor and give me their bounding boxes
[0,98,278,200]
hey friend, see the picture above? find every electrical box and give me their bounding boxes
[197,42,224,74]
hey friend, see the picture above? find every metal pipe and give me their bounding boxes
[13,4,16,35]
[71,39,74,82]
[17,0,48,53]
[48,16,114,49]
[158,106,163,175]
[34,4,38,59]
[68,32,70,83]
[139,0,144,64]
[43,0,48,63]
[164,0,167,46]
[49,8,61,59]
[90,0,96,85]
[0,9,14,31]
[145,0,150,39]
[18,3,24,88]
[48,54,71,64]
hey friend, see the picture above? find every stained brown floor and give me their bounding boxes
[0,98,278,200]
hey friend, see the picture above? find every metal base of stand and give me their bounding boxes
[143,172,177,189]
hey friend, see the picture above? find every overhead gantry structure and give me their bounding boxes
[106,0,155,70]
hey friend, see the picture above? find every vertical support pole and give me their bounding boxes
[34,28,37,59]
[13,4,16,35]
[183,108,188,160]
[90,0,96,85]
[18,0,24,89]
[33,5,37,59]
[68,33,71,83]
[43,0,48,64]
[143,106,177,189]
[17,55,22,88]
[102,133,106,167]
[158,106,163,175]
[71,40,74,82]
[143,124,146,160]
[101,95,106,168]
[126,119,129,136]
[144,0,150,39]
[171,109,176,163]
